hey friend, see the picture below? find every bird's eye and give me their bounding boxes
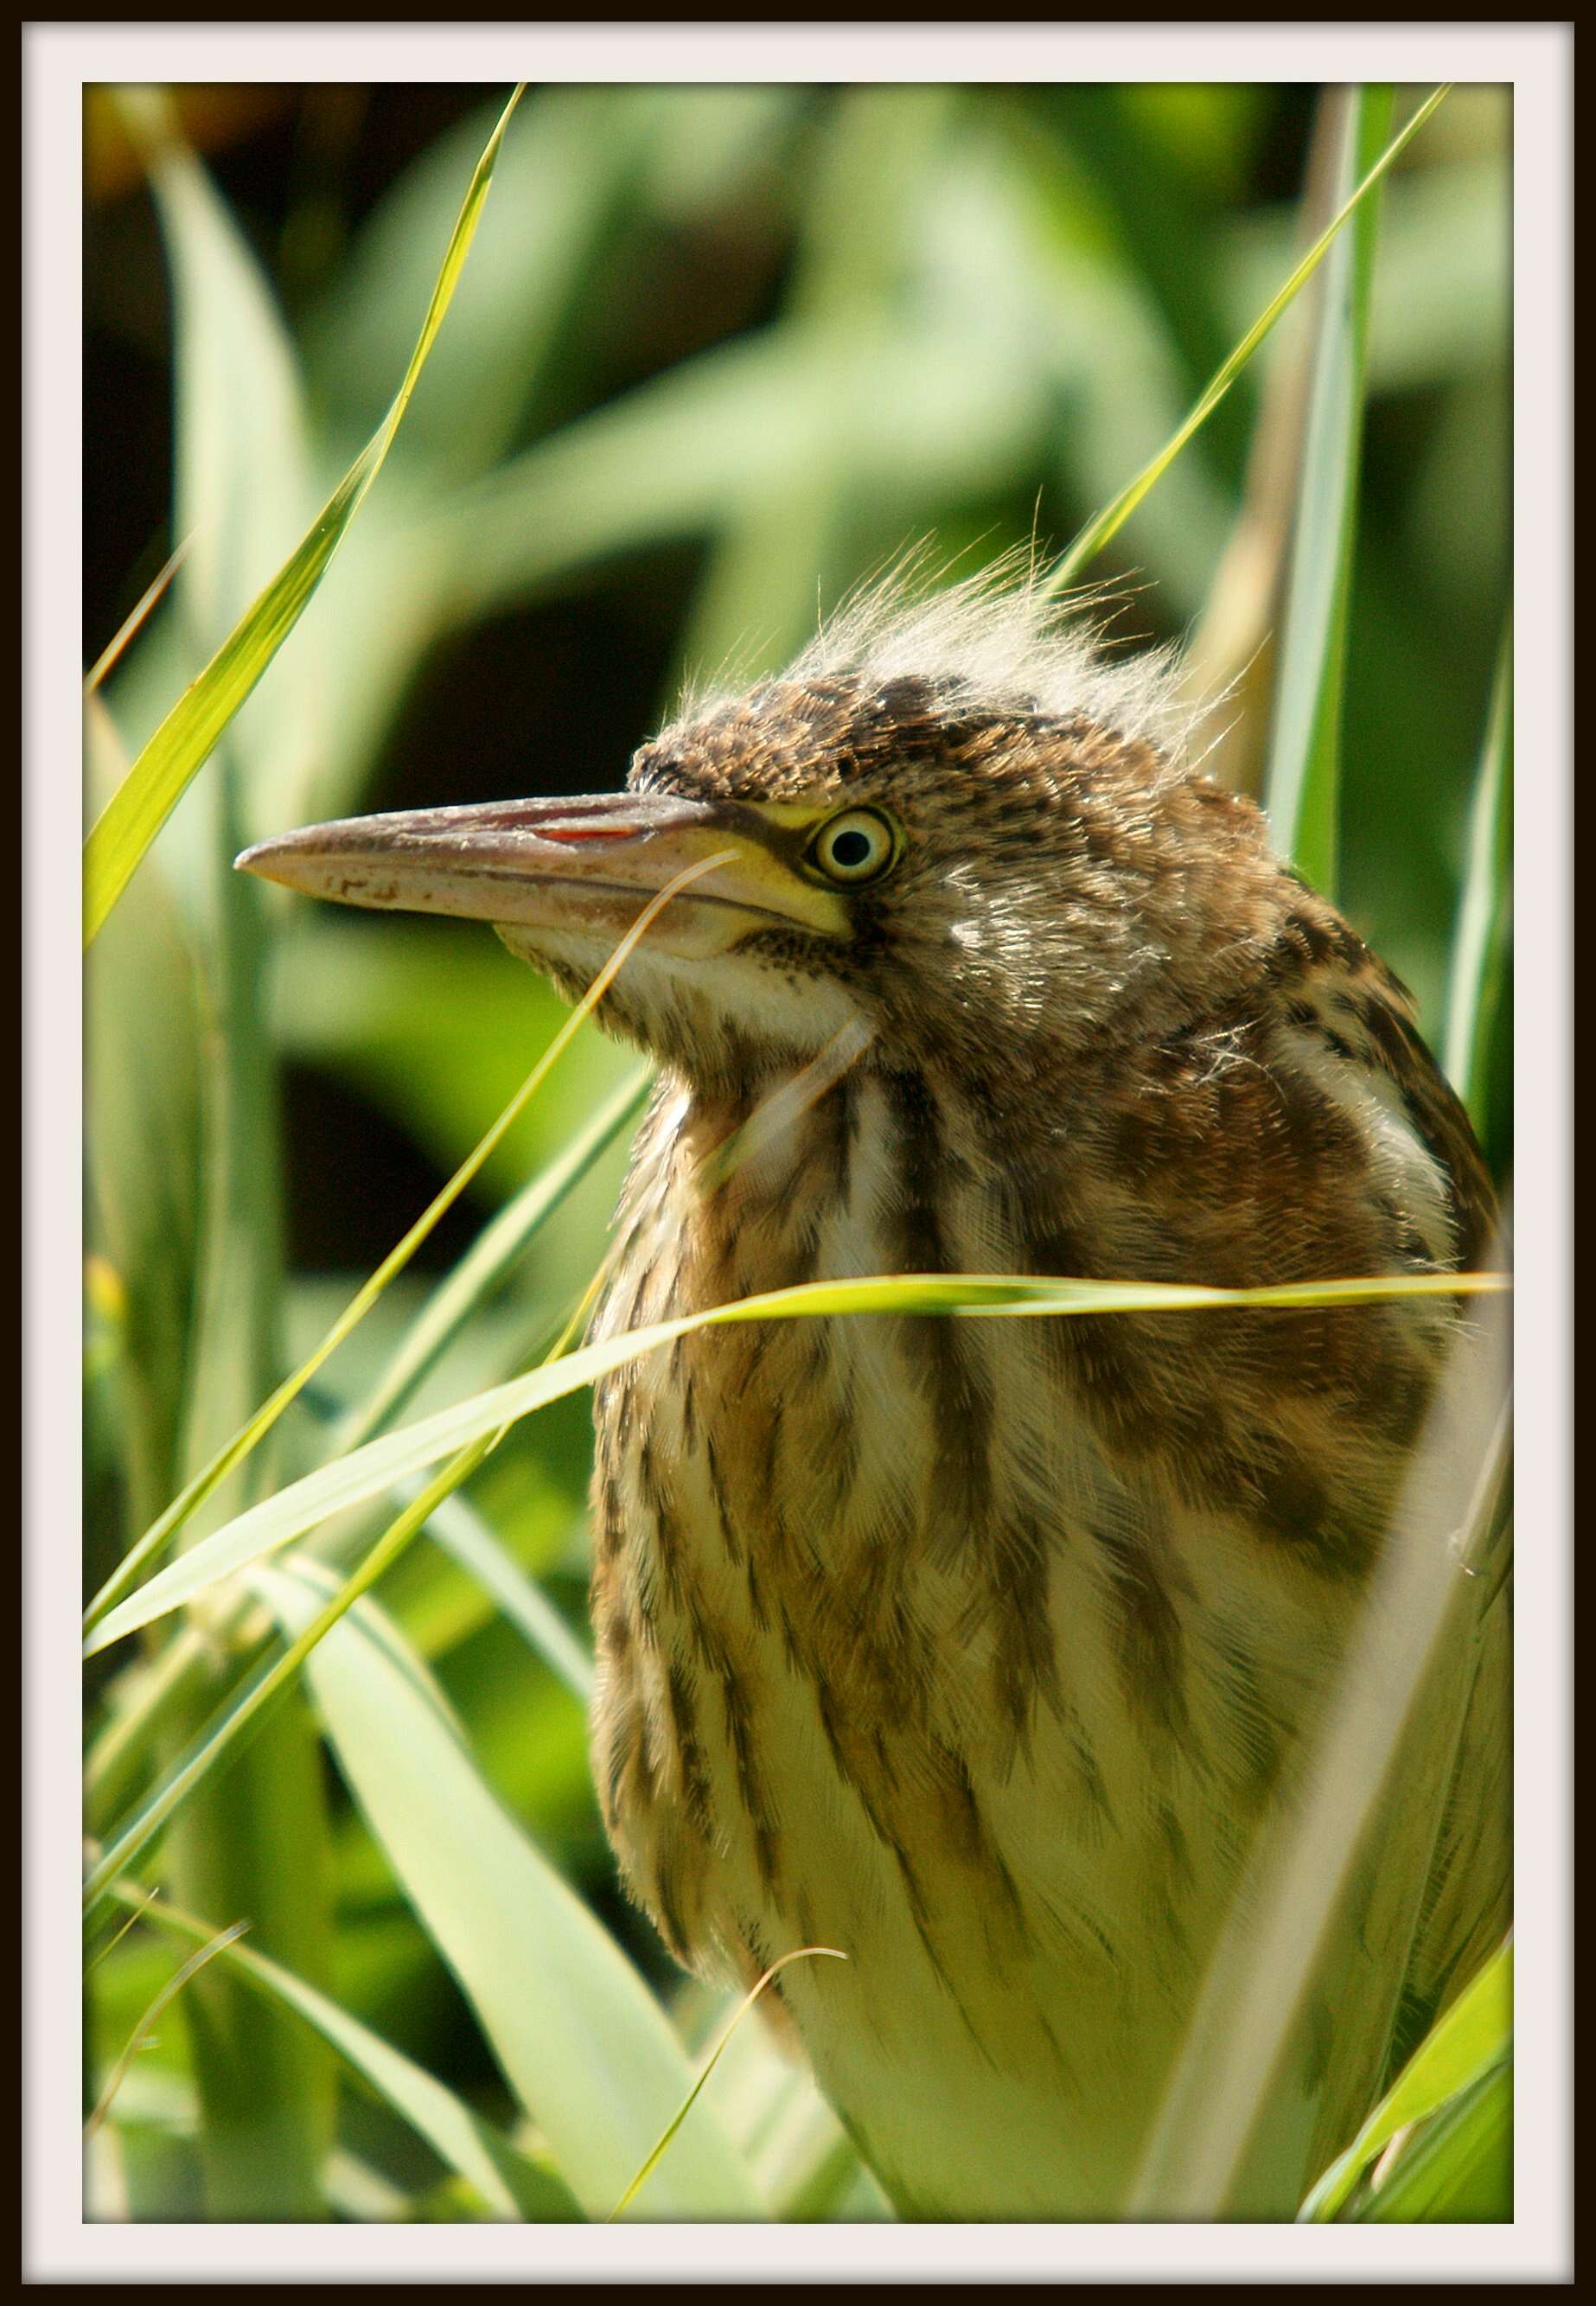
[809,807,897,886]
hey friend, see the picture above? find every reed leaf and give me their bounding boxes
[1263,85,1395,892]
[82,85,524,946]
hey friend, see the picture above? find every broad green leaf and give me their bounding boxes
[113,1888,579,2220]
[253,1561,767,2220]
[1442,616,1513,1130]
[1264,86,1395,894]
[1300,1936,1512,2220]
[1050,86,1447,591]
[82,84,524,946]
[85,1265,1509,1658]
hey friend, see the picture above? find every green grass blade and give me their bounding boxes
[82,84,525,947]
[135,97,339,2212]
[1049,85,1447,593]
[420,1490,594,1704]
[253,1560,768,2220]
[1300,1934,1512,2220]
[109,1887,580,2220]
[1263,87,1395,893]
[85,862,697,1638]
[1442,614,1513,1129]
[83,1438,495,1910]
[81,1050,529,1635]
[1125,1285,1510,2216]
[143,74,316,817]
[85,537,191,696]
[608,1949,846,2220]
[85,1265,1509,1659]
[83,696,206,1544]
[340,1061,653,1451]
[85,1624,242,1826]
[84,938,584,1636]
[85,1920,252,2138]
[1346,2056,1511,2221]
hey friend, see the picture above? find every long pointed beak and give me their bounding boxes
[235,793,847,955]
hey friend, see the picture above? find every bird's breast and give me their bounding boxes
[581,1065,1383,2205]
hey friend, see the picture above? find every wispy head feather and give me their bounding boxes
[679,544,1197,768]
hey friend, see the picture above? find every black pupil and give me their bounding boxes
[830,826,874,871]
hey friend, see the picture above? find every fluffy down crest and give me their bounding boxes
[651,550,1197,792]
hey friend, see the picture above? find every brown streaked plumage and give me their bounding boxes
[239,562,1508,2220]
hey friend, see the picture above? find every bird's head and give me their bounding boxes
[239,569,1278,1102]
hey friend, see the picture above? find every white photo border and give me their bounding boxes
[28,19,1572,2284]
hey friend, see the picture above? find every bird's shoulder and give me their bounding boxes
[1057,879,1495,1285]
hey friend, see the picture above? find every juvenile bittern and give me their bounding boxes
[241,567,1508,2220]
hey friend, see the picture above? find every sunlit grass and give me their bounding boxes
[83,79,1511,2225]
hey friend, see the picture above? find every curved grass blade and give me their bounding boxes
[92,1376,581,1891]
[608,1948,846,2220]
[1442,614,1513,1130]
[253,1562,768,2219]
[82,83,525,947]
[85,1920,251,2139]
[85,1265,1510,1659]
[107,1885,579,2220]
[1049,85,1447,593]
[85,1881,163,1978]
[1299,1933,1511,2220]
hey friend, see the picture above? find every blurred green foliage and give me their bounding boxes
[83,80,1510,2223]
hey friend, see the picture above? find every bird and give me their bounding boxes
[239,560,1509,2221]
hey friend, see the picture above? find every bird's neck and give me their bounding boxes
[649,1053,1006,1295]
